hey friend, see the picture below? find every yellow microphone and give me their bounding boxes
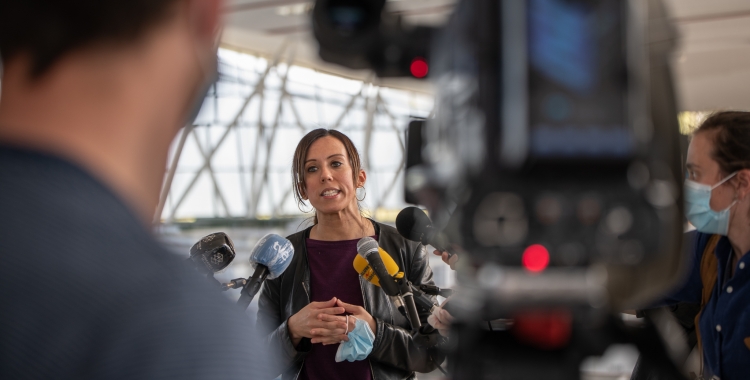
[354,237,422,330]
[353,246,401,288]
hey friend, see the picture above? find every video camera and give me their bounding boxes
[313,0,687,378]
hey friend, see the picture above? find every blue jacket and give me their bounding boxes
[0,146,272,379]
[664,231,750,380]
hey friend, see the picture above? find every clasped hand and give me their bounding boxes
[288,297,377,347]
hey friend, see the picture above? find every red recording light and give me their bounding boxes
[522,244,549,273]
[410,57,429,78]
[513,309,572,350]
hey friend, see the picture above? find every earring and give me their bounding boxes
[297,200,313,214]
[356,186,366,202]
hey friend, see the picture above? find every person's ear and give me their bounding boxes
[299,183,308,201]
[187,0,223,46]
[357,169,367,188]
[735,169,750,201]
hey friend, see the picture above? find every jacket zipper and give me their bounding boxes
[358,276,378,380]
[294,364,303,380]
[302,281,310,302]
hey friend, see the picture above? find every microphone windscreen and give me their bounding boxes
[356,236,379,256]
[395,207,432,242]
[249,234,294,279]
[189,232,236,273]
[354,238,400,286]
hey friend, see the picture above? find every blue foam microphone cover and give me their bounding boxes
[249,234,294,279]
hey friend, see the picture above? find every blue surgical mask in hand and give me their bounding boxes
[684,172,737,235]
[335,316,374,362]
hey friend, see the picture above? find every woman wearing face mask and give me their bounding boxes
[257,129,442,380]
[648,111,750,380]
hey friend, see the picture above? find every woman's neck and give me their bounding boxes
[311,207,375,241]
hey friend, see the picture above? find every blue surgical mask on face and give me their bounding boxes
[335,317,374,363]
[684,172,738,235]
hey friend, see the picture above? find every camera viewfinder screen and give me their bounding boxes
[527,0,632,159]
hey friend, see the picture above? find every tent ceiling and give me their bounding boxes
[223,0,750,111]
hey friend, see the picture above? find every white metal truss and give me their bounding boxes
[155,42,433,223]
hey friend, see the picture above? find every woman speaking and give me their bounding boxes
[257,129,441,380]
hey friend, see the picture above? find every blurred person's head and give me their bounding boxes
[292,129,367,224]
[686,111,750,235]
[0,0,223,222]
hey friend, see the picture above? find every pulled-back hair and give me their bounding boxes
[694,111,750,176]
[0,0,181,77]
[292,129,364,223]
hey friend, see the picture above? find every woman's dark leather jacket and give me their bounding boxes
[257,220,442,379]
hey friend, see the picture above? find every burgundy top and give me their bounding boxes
[299,236,378,380]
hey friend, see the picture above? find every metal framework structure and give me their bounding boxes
[155,42,434,223]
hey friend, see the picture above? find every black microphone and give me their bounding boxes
[418,284,453,298]
[356,237,422,330]
[188,232,236,274]
[237,234,295,309]
[395,207,455,259]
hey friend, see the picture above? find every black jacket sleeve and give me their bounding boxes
[256,275,309,378]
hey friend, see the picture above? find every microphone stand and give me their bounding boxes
[221,278,248,290]
[395,277,422,331]
[237,265,270,309]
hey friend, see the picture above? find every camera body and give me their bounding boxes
[437,0,680,306]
